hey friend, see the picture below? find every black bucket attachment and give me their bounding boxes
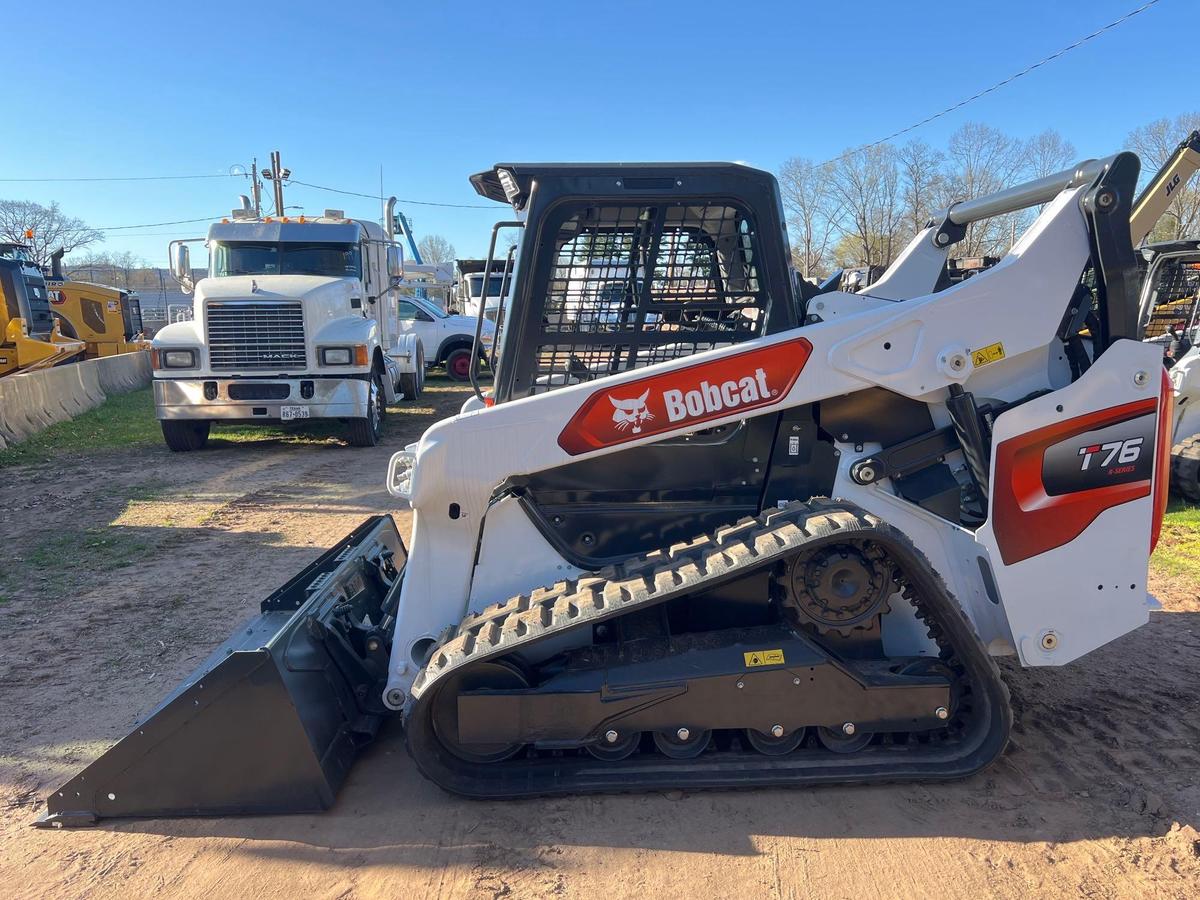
[37,515,406,827]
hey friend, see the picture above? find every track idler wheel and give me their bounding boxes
[817,724,873,754]
[430,660,529,764]
[653,727,711,759]
[744,726,806,756]
[587,730,641,761]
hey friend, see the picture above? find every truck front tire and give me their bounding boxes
[161,420,211,452]
[347,370,385,447]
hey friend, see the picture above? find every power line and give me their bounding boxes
[0,173,238,183]
[819,0,1164,165]
[288,178,494,209]
[97,215,226,231]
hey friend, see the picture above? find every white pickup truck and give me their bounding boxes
[396,293,495,381]
[152,210,423,450]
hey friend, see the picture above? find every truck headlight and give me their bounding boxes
[155,348,198,369]
[320,347,353,366]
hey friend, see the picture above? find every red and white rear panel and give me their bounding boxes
[977,339,1171,665]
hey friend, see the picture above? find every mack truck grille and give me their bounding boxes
[206,301,306,370]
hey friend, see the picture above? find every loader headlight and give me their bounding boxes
[320,347,353,366]
[155,348,198,369]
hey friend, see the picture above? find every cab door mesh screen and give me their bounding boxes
[1143,257,1200,340]
[526,203,767,395]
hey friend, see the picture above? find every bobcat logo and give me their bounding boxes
[610,389,654,434]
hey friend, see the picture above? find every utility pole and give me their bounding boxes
[250,157,262,217]
[261,150,289,216]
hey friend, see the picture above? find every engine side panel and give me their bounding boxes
[976,339,1166,665]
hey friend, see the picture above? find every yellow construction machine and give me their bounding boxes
[0,243,84,375]
[45,249,148,358]
[1130,129,1200,244]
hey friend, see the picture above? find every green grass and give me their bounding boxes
[0,388,162,466]
[0,525,158,598]
[20,527,152,571]
[1151,499,1200,590]
[0,375,476,466]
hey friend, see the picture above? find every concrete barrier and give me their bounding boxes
[74,359,109,407]
[0,351,150,449]
[94,351,151,394]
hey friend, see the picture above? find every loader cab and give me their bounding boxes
[470,163,801,404]
[0,243,54,338]
[468,163,820,566]
[1137,240,1200,366]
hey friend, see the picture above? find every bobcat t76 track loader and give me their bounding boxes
[40,151,1173,825]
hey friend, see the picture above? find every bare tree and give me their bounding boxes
[896,139,948,238]
[1024,129,1076,178]
[1127,112,1200,240]
[778,157,840,279]
[944,123,1025,255]
[827,144,903,270]
[0,200,102,267]
[417,234,456,264]
[64,250,151,288]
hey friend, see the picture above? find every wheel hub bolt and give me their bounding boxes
[770,724,785,738]
[842,722,856,736]
[605,730,619,744]
[935,707,949,720]
[676,727,691,741]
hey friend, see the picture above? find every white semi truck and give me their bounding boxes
[152,205,423,450]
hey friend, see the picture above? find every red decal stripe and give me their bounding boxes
[557,338,812,456]
[991,398,1158,565]
[1151,369,1173,553]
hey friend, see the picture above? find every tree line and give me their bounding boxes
[782,112,1200,279]
[2,112,1197,283]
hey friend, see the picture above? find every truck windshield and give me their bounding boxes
[212,242,362,278]
[469,274,510,298]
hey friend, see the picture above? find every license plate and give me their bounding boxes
[280,405,310,421]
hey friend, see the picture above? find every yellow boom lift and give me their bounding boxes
[1129,130,1200,245]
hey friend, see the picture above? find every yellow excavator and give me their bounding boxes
[0,242,84,376]
[45,249,149,358]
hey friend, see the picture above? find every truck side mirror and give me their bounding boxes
[170,243,193,291]
[387,245,404,280]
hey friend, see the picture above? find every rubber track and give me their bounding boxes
[1171,435,1200,502]
[405,499,1012,797]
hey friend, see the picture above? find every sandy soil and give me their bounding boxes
[2,382,1198,899]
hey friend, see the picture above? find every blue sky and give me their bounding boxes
[0,0,1193,266]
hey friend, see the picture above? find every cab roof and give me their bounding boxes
[469,162,780,210]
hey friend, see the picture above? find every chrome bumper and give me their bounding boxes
[154,376,369,421]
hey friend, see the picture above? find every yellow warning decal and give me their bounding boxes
[971,342,1006,368]
[743,649,785,668]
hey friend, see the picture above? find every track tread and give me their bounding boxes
[406,499,1012,797]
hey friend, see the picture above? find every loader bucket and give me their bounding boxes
[36,515,406,827]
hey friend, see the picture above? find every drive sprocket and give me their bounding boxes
[780,541,895,636]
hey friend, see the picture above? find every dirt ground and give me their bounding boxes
[2,382,1198,900]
